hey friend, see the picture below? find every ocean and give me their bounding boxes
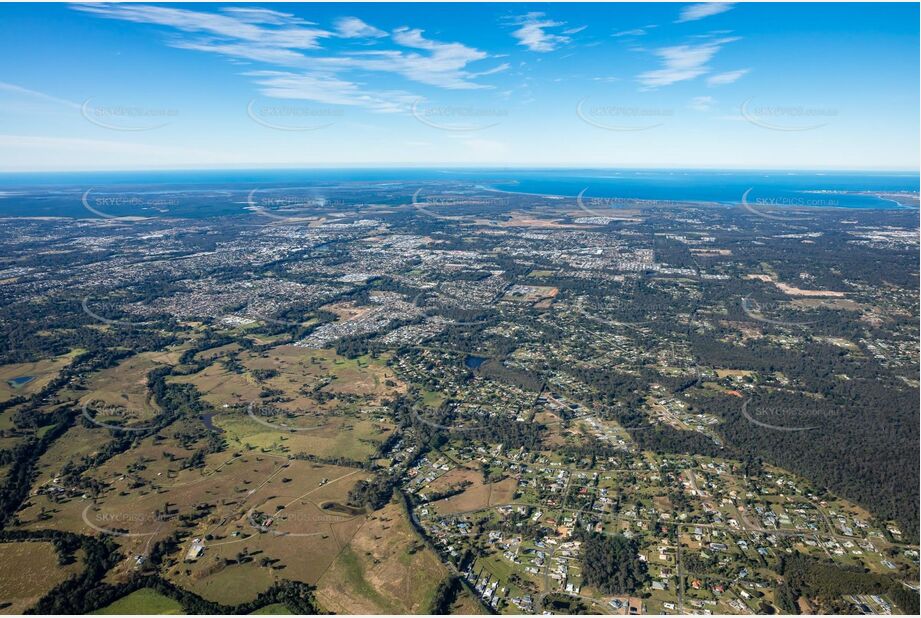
[0,168,917,218]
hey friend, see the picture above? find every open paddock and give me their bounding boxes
[315,502,447,614]
[0,349,83,403]
[0,541,82,614]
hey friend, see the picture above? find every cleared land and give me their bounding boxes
[0,349,82,403]
[91,588,183,615]
[430,475,519,515]
[315,502,448,614]
[0,541,82,614]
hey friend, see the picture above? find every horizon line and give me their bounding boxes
[1,164,919,175]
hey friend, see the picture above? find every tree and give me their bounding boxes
[580,532,647,595]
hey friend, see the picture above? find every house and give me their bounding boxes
[186,538,205,561]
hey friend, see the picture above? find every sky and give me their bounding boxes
[0,2,918,171]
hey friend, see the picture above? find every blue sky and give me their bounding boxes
[0,2,918,171]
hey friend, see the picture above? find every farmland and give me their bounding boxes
[0,541,82,614]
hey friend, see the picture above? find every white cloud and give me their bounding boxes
[689,95,714,111]
[614,28,647,37]
[220,7,309,27]
[334,17,386,39]
[637,37,738,88]
[676,3,735,24]
[74,3,333,49]
[707,68,749,86]
[170,40,309,66]
[507,12,573,52]
[73,3,506,113]
[0,82,80,109]
[247,70,416,113]
[311,29,505,90]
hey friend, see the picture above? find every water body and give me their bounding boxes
[7,376,34,388]
[483,169,920,209]
[464,355,487,370]
[0,168,915,217]
[200,412,224,434]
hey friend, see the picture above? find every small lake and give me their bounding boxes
[200,412,224,433]
[464,355,487,369]
[7,376,34,388]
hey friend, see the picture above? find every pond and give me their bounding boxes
[464,355,487,370]
[7,376,34,388]
[200,412,224,433]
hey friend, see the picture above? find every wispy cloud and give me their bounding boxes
[676,3,735,23]
[247,71,416,113]
[689,95,714,111]
[387,27,503,88]
[637,37,739,88]
[0,81,81,109]
[74,3,333,49]
[614,28,647,37]
[507,12,574,52]
[220,7,312,27]
[707,68,749,86]
[301,29,506,91]
[334,17,386,39]
[72,3,504,113]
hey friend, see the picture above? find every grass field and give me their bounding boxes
[71,351,176,424]
[170,346,404,411]
[315,502,448,614]
[193,343,242,362]
[0,349,83,403]
[431,476,519,515]
[422,466,479,495]
[91,588,183,615]
[7,340,410,608]
[174,563,278,607]
[216,412,394,462]
[28,420,120,487]
[160,459,369,605]
[249,602,292,614]
[166,344,400,463]
[15,444,369,596]
[450,587,488,614]
[1,338,455,613]
[0,541,82,614]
